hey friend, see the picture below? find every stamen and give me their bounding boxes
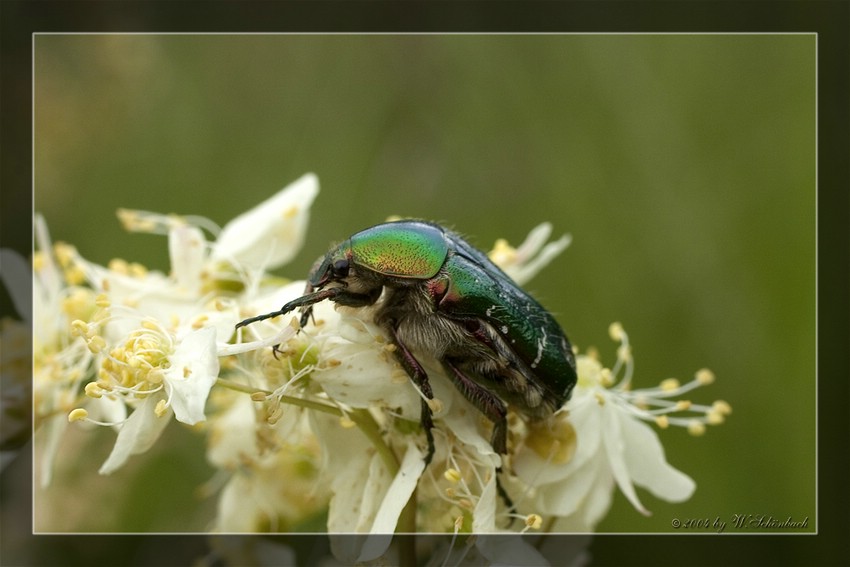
[68,408,89,422]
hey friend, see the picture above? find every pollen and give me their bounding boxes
[712,400,732,415]
[68,408,89,422]
[33,251,46,271]
[706,410,725,425]
[86,335,106,354]
[687,420,706,436]
[525,514,543,530]
[108,258,130,274]
[84,382,103,398]
[526,419,577,464]
[453,515,464,532]
[183,366,192,378]
[660,378,680,392]
[696,368,715,385]
[70,319,91,338]
[54,242,76,267]
[488,238,517,266]
[608,321,624,341]
[154,399,169,417]
[427,398,443,414]
[444,468,462,483]
[675,400,692,411]
[655,415,670,429]
[129,262,146,278]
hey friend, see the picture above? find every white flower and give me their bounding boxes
[511,323,729,530]
[488,222,571,286]
[81,324,220,475]
[212,172,319,270]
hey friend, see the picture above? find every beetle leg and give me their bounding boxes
[237,287,380,329]
[442,360,516,514]
[389,327,436,466]
[442,360,508,454]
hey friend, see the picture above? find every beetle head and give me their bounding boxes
[306,241,353,292]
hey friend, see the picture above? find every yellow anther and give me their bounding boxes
[445,487,457,498]
[268,406,284,425]
[250,392,268,402]
[595,392,606,406]
[655,415,670,429]
[391,369,409,384]
[696,368,715,385]
[453,515,464,532]
[95,293,111,308]
[108,258,129,274]
[70,319,90,338]
[427,398,443,414]
[183,366,192,378]
[54,242,76,267]
[444,468,462,484]
[687,420,706,436]
[488,238,517,266]
[525,514,543,530]
[608,321,624,341]
[675,400,692,411]
[526,419,577,464]
[84,382,103,398]
[706,410,725,425]
[141,319,159,331]
[64,265,86,285]
[458,498,474,510]
[339,415,356,428]
[68,408,89,422]
[616,344,632,362]
[599,368,614,387]
[660,378,681,392]
[713,400,732,415]
[33,251,46,271]
[128,262,148,278]
[191,315,209,329]
[154,399,169,417]
[87,335,107,354]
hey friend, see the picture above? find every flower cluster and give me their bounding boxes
[5,173,730,561]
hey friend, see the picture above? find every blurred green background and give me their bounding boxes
[33,34,815,539]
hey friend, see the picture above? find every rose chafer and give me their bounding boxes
[237,220,577,468]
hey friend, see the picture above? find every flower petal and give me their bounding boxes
[369,441,425,535]
[620,414,696,502]
[600,404,650,516]
[165,326,219,425]
[168,225,207,295]
[212,173,319,270]
[99,393,172,475]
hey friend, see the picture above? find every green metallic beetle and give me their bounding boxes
[236,220,577,467]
